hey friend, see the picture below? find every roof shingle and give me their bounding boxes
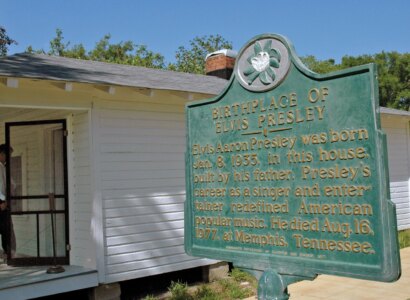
[0,53,228,95]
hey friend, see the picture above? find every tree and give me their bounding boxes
[88,34,165,68]
[0,26,17,56]
[27,29,165,69]
[339,52,410,109]
[170,34,233,74]
[47,28,87,59]
[88,34,132,63]
[26,28,88,59]
[301,53,410,110]
[24,29,409,111]
[48,28,69,56]
[131,44,165,69]
[301,55,339,74]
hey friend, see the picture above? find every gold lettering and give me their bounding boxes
[297,199,373,216]
[194,188,226,197]
[292,234,374,254]
[194,201,223,211]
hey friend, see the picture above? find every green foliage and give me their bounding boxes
[142,295,159,300]
[27,30,232,74]
[168,281,192,300]
[0,26,17,56]
[399,229,410,248]
[220,278,253,299]
[170,34,233,74]
[27,29,165,69]
[48,28,69,56]
[22,28,409,110]
[88,34,165,68]
[230,268,253,282]
[301,55,339,74]
[160,270,257,299]
[301,52,410,110]
[193,285,221,300]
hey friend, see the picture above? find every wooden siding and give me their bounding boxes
[0,80,216,282]
[70,111,95,268]
[96,98,214,283]
[382,116,410,230]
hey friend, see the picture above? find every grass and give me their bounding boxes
[142,268,257,300]
[142,296,158,300]
[168,281,192,300]
[140,230,410,300]
[399,229,410,249]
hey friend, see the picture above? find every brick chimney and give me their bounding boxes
[205,49,237,80]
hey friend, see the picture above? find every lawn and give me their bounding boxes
[399,229,410,249]
[141,230,410,300]
[142,268,257,300]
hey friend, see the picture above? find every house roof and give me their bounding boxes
[380,107,410,117]
[1,54,409,117]
[0,53,228,95]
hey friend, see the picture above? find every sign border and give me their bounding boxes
[185,33,401,282]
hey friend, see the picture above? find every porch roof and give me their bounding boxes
[0,53,228,95]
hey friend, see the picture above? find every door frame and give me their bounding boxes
[5,119,69,266]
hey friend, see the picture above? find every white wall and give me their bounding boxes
[382,116,410,230]
[98,109,409,284]
[94,97,214,283]
[69,111,96,268]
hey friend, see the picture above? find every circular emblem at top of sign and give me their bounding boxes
[235,37,290,92]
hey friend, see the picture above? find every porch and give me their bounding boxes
[0,263,98,299]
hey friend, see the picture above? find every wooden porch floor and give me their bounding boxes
[0,263,98,299]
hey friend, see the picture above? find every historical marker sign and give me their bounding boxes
[185,34,401,284]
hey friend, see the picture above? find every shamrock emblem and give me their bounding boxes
[243,40,281,85]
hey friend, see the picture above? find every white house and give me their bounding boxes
[380,107,410,230]
[0,53,225,299]
[0,52,408,299]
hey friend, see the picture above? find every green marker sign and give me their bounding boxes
[185,34,400,298]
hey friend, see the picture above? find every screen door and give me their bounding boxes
[5,119,69,266]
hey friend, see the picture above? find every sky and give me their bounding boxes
[1,0,409,64]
